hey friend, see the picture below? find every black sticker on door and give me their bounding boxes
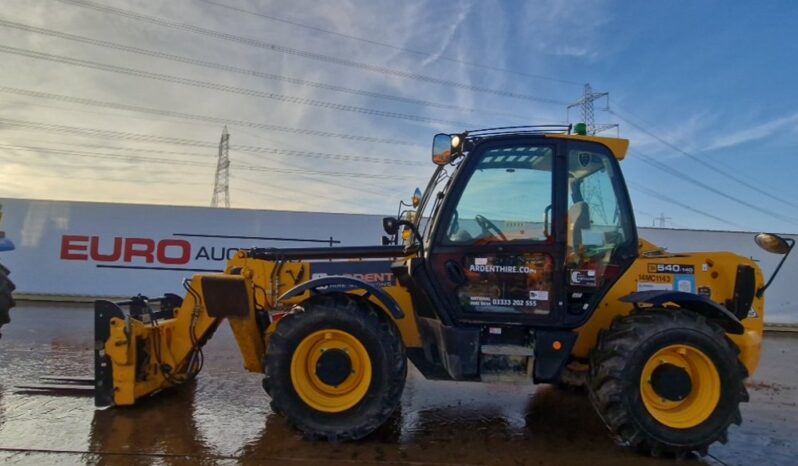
[459,253,553,315]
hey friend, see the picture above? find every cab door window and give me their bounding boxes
[443,145,554,244]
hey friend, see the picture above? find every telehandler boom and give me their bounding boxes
[94,124,794,457]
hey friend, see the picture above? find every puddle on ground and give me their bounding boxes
[1,304,796,465]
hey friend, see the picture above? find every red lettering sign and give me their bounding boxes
[123,238,156,263]
[157,239,191,265]
[60,235,89,260]
[90,236,122,262]
[60,235,192,265]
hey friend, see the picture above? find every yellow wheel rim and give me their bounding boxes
[290,329,372,413]
[640,344,721,429]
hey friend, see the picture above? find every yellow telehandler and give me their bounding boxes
[93,124,794,457]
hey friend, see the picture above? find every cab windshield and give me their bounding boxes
[443,145,553,244]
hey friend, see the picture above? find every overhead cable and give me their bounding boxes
[0,143,421,180]
[611,108,798,210]
[628,181,747,229]
[0,87,421,146]
[0,18,536,122]
[197,0,582,86]
[631,151,798,226]
[0,45,475,127]
[54,0,569,105]
[0,118,427,166]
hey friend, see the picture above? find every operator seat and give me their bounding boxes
[568,201,590,250]
[450,229,473,243]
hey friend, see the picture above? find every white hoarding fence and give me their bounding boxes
[0,198,795,323]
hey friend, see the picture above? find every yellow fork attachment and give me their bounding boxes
[94,274,261,407]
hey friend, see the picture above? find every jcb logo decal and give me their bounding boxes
[647,263,695,274]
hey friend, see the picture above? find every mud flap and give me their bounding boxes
[417,317,480,380]
[95,300,124,407]
[533,330,577,383]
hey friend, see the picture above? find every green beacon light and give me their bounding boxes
[574,123,588,135]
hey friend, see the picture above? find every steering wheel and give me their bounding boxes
[475,214,507,241]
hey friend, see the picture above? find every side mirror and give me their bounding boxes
[754,233,795,298]
[412,187,422,207]
[432,133,459,165]
[754,233,791,255]
[383,217,399,235]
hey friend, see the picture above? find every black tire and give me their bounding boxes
[263,293,406,441]
[588,309,748,458]
[557,362,588,392]
[0,263,15,333]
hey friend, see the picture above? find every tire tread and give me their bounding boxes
[588,308,749,457]
[263,293,406,441]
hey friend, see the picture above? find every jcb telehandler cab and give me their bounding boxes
[94,125,794,458]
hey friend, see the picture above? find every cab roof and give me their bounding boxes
[462,125,629,160]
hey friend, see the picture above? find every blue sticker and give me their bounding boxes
[673,274,695,293]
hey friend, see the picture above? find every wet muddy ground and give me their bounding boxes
[0,303,796,465]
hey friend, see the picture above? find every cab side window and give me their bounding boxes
[566,145,631,280]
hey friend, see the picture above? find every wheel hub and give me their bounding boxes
[315,348,353,387]
[650,363,692,401]
[290,329,372,413]
[640,344,721,429]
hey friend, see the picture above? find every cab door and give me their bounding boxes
[425,139,568,326]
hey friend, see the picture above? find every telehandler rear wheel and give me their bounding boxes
[263,294,406,441]
[588,309,748,458]
[0,263,15,335]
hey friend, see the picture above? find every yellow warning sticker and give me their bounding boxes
[638,273,673,284]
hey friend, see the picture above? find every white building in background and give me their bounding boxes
[0,197,795,323]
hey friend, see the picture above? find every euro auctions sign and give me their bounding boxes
[0,198,384,298]
[61,235,193,265]
[58,234,257,268]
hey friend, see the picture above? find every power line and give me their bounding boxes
[0,118,427,166]
[0,45,475,127]
[0,18,536,122]
[54,0,569,106]
[196,0,582,86]
[610,107,798,210]
[631,150,798,226]
[615,103,798,203]
[628,181,747,229]
[0,120,419,195]
[35,140,422,195]
[0,170,207,186]
[0,87,421,147]
[0,143,422,180]
[231,174,386,203]
[0,154,391,208]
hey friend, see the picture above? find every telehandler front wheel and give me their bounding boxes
[0,263,15,335]
[263,294,406,441]
[588,309,748,458]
